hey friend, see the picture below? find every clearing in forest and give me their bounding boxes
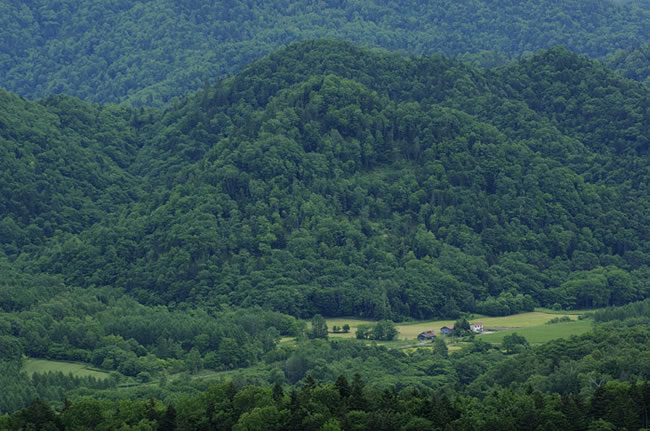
[326,311,589,344]
[22,358,111,380]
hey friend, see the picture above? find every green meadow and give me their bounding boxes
[323,318,381,339]
[480,319,593,344]
[326,311,591,346]
[22,358,111,380]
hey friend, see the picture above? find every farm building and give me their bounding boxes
[470,322,484,333]
[417,330,436,340]
[440,325,454,335]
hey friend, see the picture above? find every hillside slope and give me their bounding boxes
[0,91,145,255]
[0,0,648,105]
[3,41,646,319]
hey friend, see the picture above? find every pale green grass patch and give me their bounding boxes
[477,312,581,328]
[325,318,378,339]
[534,307,594,315]
[480,319,593,345]
[395,320,457,339]
[324,312,589,345]
[23,358,110,380]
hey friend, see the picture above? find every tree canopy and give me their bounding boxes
[1,40,649,418]
[1,41,648,322]
[0,0,648,105]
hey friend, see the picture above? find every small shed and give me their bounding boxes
[417,330,436,340]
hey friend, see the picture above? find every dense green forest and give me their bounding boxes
[4,378,650,430]
[0,0,649,105]
[2,40,649,319]
[602,44,650,86]
[4,310,650,429]
[1,40,649,420]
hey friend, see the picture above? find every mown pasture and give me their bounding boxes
[326,311,589,345]
[22,358,111,380]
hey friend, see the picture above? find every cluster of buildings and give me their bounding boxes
[417,322,484,340]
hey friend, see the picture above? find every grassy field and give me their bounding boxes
[534,307,595,315]
[323,318,379,339]
[473,311,581,328]
[22,358,111,380]
[326,311,589,345]
[396,319,459,339]
[480,319,593,344]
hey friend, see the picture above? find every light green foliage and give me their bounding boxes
[309,315,329,340]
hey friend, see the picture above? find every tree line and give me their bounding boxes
[3,374,650,430]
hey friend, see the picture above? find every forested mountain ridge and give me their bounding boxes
[1,40,650,419]
[0,91,144,254]
[0,0,648,105]
[3,40,647,321]
[602,43,650,86]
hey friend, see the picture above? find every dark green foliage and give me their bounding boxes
[433,338,449,359]
[355,324,374,340]
[0,336,23,362]
[502,333,531,354]
[7,399,61,431]
[546,316,573,324]
[373,320,399,341]
[0,91,142,259]
[1,40,650,419]
[334,375,350,399]
[158,404,177,431]
[4,376,650,430]
[3,41,644,323]
[452,319,472,337]
[602,43,650,86]
[5,305,650,420]
[0,360,114,416]
[0,285,304,412]
[0,41,648,370]
[355,321,399,341]
[593,298,650,322]
[308,315,328,339]
[0,0,648,105]
[475,293,536,316]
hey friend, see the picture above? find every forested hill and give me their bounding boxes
[0,91,142,251]
[2,40,647,320]
[0,0,649,105]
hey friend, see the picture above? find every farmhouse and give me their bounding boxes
[417,330,436,340]
[440,325,454,335]
[470,322,484,333]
